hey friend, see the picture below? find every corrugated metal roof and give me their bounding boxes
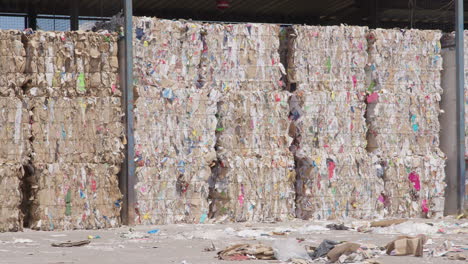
[0,0,462,27]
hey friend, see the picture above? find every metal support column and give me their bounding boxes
[27,5,37,30]
[70,0,79,31]
[120,0,136,225]
[369,0,378,28]
[455,0,466,212]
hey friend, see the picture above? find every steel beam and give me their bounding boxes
[455,0,466,212]
[369,0,378,28]
[27,4,37,30]
[120,0,136,225]
[70,0,79,30]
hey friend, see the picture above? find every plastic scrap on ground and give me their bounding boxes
[273,238,311,261]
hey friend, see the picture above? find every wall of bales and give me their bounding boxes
[288,27,445,220]
[288,25,376,220]
[0,30,28,232]
[365,29,445,218]
[0,29,124,231]
[132,19,216,224]
[132,18,446,224]
[203,23,295,222]
[133,18,295,224]
[0,20,448,230]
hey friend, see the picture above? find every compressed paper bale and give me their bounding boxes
[209,154,296,222]
[287,25,368,88]
[133,88,218,160]
[288,25,371,219]
[24,31,120,97]
[205,22,295,222]
[216,90,292,158]
[366,29,445,218]
[28,128,124,230]
[369,154,445,218]
[133,18,217,224]
[23,30,124,230]
[201,23,283,91]
[29,163,122,231]
[0,30,26,96]
[289,90,368,157]
[29,97,124,164]
[0,31,29,232]
[287,25,368,155]
[294,153,384,220]
[366,29,443,156]
[133,88,217,224]
[0,97,31,232]
[0,165,24,232]
[135,166,211,224]
[0,97,30,165]
[133,18,203,92]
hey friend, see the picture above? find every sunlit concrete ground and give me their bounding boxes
[0,218,467,264]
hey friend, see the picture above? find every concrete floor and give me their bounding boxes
[0,219,467,264]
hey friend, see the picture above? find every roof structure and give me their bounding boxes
[0,0,463,30]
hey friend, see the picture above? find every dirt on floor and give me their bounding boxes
[0,218,467,264]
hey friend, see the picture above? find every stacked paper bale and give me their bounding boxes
[24,31,124,230]
[0,30,28,232]
[133,18,218,224]
[366,29,445,218]
[203,23,295,222]
[288,25,382,220]
[24,31,120,97]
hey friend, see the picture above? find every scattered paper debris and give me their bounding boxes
[13,239,34,244]
[51,240,91,247]
[370,219,407,227]
[326,223,350,230]
[203,241,216,252]
[120,230,150,239]
[373,222,439,235]
[327,242,360,262]
[385,234,427,257]
[218,244,275,261]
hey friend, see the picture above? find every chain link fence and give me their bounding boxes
[0,14,109,31]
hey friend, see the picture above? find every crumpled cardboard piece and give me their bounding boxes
[385,234,427,257]
[218,243,275,260]
[327,242,361,262]
[370,219,407,227]
[446,252,467,260]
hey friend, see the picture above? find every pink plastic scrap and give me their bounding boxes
[408,171,421,191]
